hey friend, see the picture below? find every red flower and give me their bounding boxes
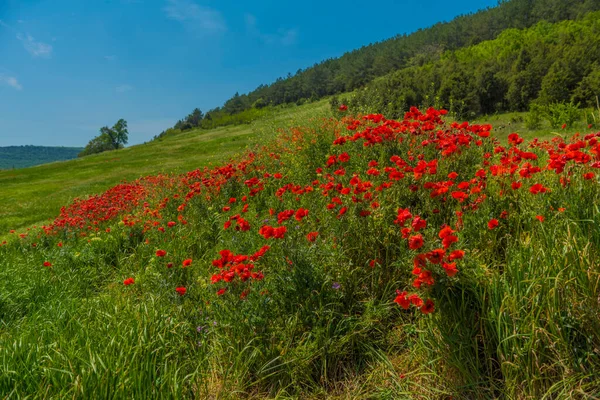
[408,234,424,250]
[216,288,227,296]
[182,259,193,267]
[488,219,499,230]
[411,216,427,231]
[175,287,186,296]
[306,231,319,242]
[123,277,135,286]
[408,294,423,307]
[43,261,52,267]
[448,250,465,261]
[421,299,435,314]
[156,249,167,257]
[394,290,410,309]
[536,215,545,222]
[339,104,348,111]
[442,262,458,277]
[584,172,595,180]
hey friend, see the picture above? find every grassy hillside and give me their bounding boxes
[1,104,600,398]
[0,146,83,169]
[0,101,329,236]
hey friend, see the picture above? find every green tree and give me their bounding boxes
[79,119,128,157]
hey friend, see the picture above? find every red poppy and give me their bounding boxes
[306,231,319,242]
[421,299,435,314]
[123,277,135,286]
[536,215,545,222]
[488,219,499,230]
[339,104,348,111]
[394,290,410,309]
[175,287,186,296]
[216,288,227,296]
[156,249,167,257]
[182,259,192,267]
[408,234,424,250]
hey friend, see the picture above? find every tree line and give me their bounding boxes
[347,11,600,120]
[164,0,599,134]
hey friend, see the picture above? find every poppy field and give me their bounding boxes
[1,106,600,398]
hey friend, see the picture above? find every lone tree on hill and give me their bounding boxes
[79,119,129,157]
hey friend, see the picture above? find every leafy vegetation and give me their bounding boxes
[1,105,600,398]
[0,146,82,170]
[79,119,129,157]
[165,0,599,132]
[348,12,600,120]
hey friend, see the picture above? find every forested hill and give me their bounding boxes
[349,11,600,119]
[0,146,83,169]
[165,0,599,134]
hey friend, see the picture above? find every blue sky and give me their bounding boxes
[0,0,499,147]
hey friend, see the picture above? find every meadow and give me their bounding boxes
[1,102,599,398]
[0,101,328,237]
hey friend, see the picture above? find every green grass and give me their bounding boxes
[1,104,600,398]
[0,100,329,236]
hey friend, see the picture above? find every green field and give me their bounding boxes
[0,101,329,236]
[1,103,600,398]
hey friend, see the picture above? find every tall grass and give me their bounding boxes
[1,106,599,398]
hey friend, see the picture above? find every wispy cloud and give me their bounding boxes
[1,19,54,58]
[164,0,226,35]
[115,84,133,93]
[0,73,23,90]
[245,14,297,46]
[17,33,53,57]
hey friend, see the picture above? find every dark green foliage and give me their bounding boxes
[0,146,83,170]
[211,0,599,121]
[79,119,129,157]
[350,12,600,119]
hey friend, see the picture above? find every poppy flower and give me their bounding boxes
[339,104,348,111]
[156,249,167,257]
[421,299,435,314]
[216,288,227,296]
[306,231,319,242]
[43,261,52,267]
[408,234,424,250]
[175,287,186,296]
[123,277,135,286]
[394,290,410,309]
[536,215,545,222]
[182,259,192,267]
[488,219,499,230]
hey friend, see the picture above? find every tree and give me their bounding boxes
[79,119,129,157]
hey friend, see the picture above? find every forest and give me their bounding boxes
[161,0,600,136]
[0,146,82,169]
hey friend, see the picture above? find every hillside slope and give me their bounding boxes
[0,101,328,235]
[1,106,599,398]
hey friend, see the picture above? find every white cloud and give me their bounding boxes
[16,33,53,57]
[0,74,23,90]
[164,0,226,35]
[245,13,297,46]
[115,84,133,93]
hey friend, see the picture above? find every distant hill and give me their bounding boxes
[0,146,83,169]
[165,0,600,135]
